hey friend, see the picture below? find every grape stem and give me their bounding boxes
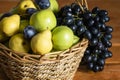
[75,0,89,12]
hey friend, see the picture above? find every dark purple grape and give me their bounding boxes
[96,31,102,38]
[99,17,106,23]
[87,62,94,70]
[104,33,112,40]
[94,22,102,29]
[93,48,99,54]
[64,5,72,12]
[24,25,37,39]
[100,50,110,59]
[84,30,92,40]
[101,23,106,31]
[84,55,93,62]
[94,15,100,22]
[92,7,100,14]
[90,27,99,35]
[104,16,110,22]
[85,18,95,27]
[108,50,113,57]
[71,4,81,15]
[105,26,113,33]
[97,42,104,50]
[98,10,108,16]
[69,24,78,34]
[62,11,73,17]
[63,16,74,25]
[26,8,37,15]
[77,25,86,36]
[75,19,83,26]
[97,58,105,66]
[99,66,104,71]
[90,38,98,46]
[35,0,50,9]
[84,48,91,55]
[83,11,92,20]
[93,65,100,72]
[101,37,112,48]
[92,55,98,62]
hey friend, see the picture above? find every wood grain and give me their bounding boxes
[0,0,120,80]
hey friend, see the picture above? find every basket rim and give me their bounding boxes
[0,39,88,64]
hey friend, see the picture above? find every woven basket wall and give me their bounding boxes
[0,39,88,80]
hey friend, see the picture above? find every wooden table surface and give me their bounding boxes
[0,0,120,80]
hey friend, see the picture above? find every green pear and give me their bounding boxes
[0,14,20,36]
[19,20,29,32]
[52,26,74,51]
[17,0,37,14]
[30,9,57,32]
[31,30,53,55]
[9,33,30,53]
[73,35,80,45]
[49,0,59,13]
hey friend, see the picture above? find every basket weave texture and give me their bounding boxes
[0,39,88,80]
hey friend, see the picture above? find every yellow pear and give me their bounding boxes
[31,30,53,55]
[0,14,20,37]
[18,0,37,14]
[9,33,30,53]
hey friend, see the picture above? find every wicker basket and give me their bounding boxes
[0,39,88,80]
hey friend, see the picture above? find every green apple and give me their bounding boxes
[19,20,29,32]
[31,30,53,55]
[9,33,30,53]
[49,0,59,13]
[17,0,37,14]
[73,35,80,45]
[0,14,20,36]
[30,9,57,32]
[52,26,74,50]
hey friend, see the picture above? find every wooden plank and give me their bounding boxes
[74,64,120,80]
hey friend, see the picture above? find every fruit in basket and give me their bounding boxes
[35,0,50,9]
[19,20,29,32]
[49,0,59,13]
[31,29,52,55]
[52,26,74,50]
[30,9,57,32]
[24,25,37,39]
[17,0,37,14]
[0,14,20,36]
[9,33,30,53]
[73,35,80,45]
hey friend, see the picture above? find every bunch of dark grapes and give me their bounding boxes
[56,3,113,72]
